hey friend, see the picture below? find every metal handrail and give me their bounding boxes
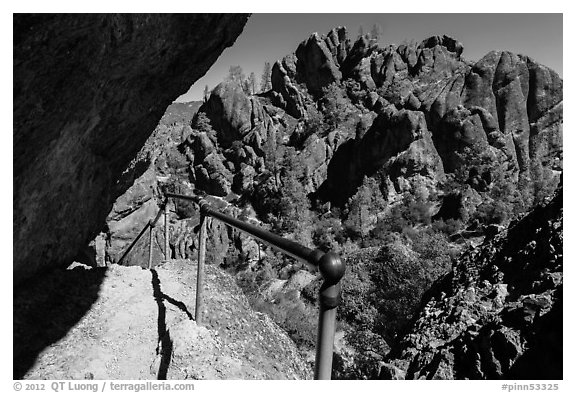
[119,191,346,380]
[117,221,151,265]
[150,202,166,228]
[118,202,167,268]
[165,193,327,266]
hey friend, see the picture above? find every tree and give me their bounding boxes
[294,105,326,146]
[320,83,356,134]
[203,85,210,103]
[279,173,313,246]
[248,72,257,95]
[344,176,387,240]
[242,79,251,95]
[372,232,452,346]
[370,24,382,42]
[193,112,217,142]
[268,146,313,246]
[260,62,272,92]
[262,131,285,189]
[226,65,246,88]
[225,65,254,95]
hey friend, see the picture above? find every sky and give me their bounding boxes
[178,13,563,103]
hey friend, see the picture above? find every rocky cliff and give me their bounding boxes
[380,186,562,379]
[186,28,561,214]
[13,14,249,285]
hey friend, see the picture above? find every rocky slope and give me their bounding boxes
[380,186,562,379]
[13,14,249,285]
[14,259,310,379]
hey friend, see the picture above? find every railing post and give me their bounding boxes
[196,209,208,325]
[314,252,345,380]
[148,220,154,269]
[164,201,170,262]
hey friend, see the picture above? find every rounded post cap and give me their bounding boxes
[308,248,325,266]
[318,251,345,284]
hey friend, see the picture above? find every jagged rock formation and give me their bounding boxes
[13,14,249,285]
[15,260,310,379]
[380,187,562,379]
[184,27,561,214]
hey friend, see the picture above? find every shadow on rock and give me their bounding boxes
[150,269,193,379]
[13,265,107,379]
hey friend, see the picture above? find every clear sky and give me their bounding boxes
[177,13,563,103]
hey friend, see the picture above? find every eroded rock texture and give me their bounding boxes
[380,187,562,379]
[13,14,249,285]
[185,27,561,212]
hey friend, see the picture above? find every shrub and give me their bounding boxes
[343,176,387,241]
[338,228,454,356]
[320,83,352,132]
[164,148,188,171]
[302,105,327,141]
[312,216,345,252]
[473,200,511,225]
[339,258,377,328]
[343,329,389,378]
[431,218,464,236]
[371,234,452,345]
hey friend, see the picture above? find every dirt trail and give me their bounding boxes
[14,260,311,380]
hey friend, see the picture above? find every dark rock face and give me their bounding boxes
[318,107,445,205]
[381,188,563,379]
[13,14,249,285]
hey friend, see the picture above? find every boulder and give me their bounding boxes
[102,166,170,267]
[195,153,233,197]
[341,35,378,84]
[232,164,256,194]
[419,35,464,58]
[201,81,253,146]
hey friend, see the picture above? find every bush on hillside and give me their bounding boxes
[371,234,452,345]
